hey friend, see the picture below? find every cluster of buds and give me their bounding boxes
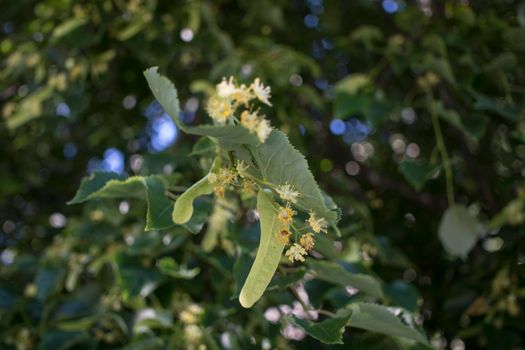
[273,183,328,263]
[206,76,273,143]
[208,160,256,199]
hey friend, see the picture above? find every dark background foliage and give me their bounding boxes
[1,0,524,349]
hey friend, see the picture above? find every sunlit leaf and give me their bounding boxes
[307,259,384,299]
[349,303,428,344]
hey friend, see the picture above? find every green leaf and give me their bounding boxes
[6,87,53,129]
[267,268,306,291]
[349,303,428,344]
[52,17,88,40]
[384,280,420,312]
[232,250,253,299]
[249,130,340,225]
[471,90,521,121]
[422,55,456,85]
[438,204,482,259]
[143,176,175,231]
[334,94,370,119]
[67,172,138,204]
[157,257,200,279]
[288,310,353,344]
[39,330,92,350]
[239,190,285,308]
[68,172,176,231]
[335,74,371,95]
[398,160,436,191]
[172,176,213,224]
[430,100,488,141]
[307,259,384,299]
[35,267,65,302]
[143,67,258,145]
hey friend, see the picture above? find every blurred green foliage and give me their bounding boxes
[1,0,525,349]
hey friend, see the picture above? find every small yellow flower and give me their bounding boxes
[207,173,218,184]
[231,84,253,105]
[184,324,203,346]
[299,233,315,251]
[307,211,328,234]
[217,77,253,105]
[218,168,236,184]
[285,243,307,263]
[216,76,237,98]
[256,118,272,143]
[206,95,233,124]
[251,77,272,106]
[240,110,259,133]
[236,160,249,178]
[213,186,225,198]
[277,204,296,227]
[275,229,291,245]
[276,183,299,204]
[242,179,256,195]
[180,310,198,324]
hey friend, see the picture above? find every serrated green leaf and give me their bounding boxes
[143,67,258,145]
[307,259,384,299]
[438,204,481,259]
[172,176,213,224]
[349,303,428,344]
[288,310,352,344]
[249,130,339,225]
[67,172,138,204]
[239,190,285,308]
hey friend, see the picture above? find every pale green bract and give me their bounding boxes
[172,176,213,225]
[239,190,285,308]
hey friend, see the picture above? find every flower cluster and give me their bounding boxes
[273,183,329,263]
[206,76,273,143]
[208,160,255,199]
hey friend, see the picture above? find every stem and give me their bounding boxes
[428,92,455,206]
